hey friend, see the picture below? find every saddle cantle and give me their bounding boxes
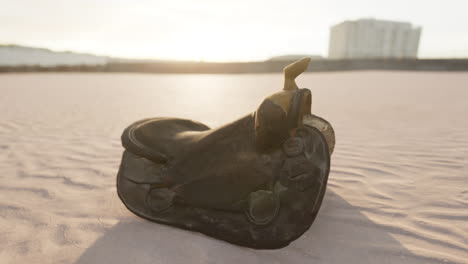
[116,58,335,249]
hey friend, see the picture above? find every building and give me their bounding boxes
[328,19,421,59]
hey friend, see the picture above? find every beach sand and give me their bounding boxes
[0,72,467,263]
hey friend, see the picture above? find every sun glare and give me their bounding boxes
[121,29,265,62]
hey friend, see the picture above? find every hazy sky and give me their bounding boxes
[1,0,467,61]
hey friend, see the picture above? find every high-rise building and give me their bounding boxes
[328,19,422,59]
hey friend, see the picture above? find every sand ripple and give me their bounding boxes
[0,72,467,263]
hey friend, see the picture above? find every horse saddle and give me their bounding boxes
[116,57,335,249]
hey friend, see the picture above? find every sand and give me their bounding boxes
[0,72,467,264]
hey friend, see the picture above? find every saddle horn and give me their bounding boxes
[255,57,312,150]
[283,57,311,91]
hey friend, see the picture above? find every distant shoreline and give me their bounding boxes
[2,59,468,73]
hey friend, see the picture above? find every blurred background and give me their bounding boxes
[1,0,468,71]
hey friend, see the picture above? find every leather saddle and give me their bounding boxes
[116,58,335,249]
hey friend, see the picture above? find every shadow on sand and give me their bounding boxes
[75,191,436,264]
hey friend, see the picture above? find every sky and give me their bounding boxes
[1,0,468,61]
